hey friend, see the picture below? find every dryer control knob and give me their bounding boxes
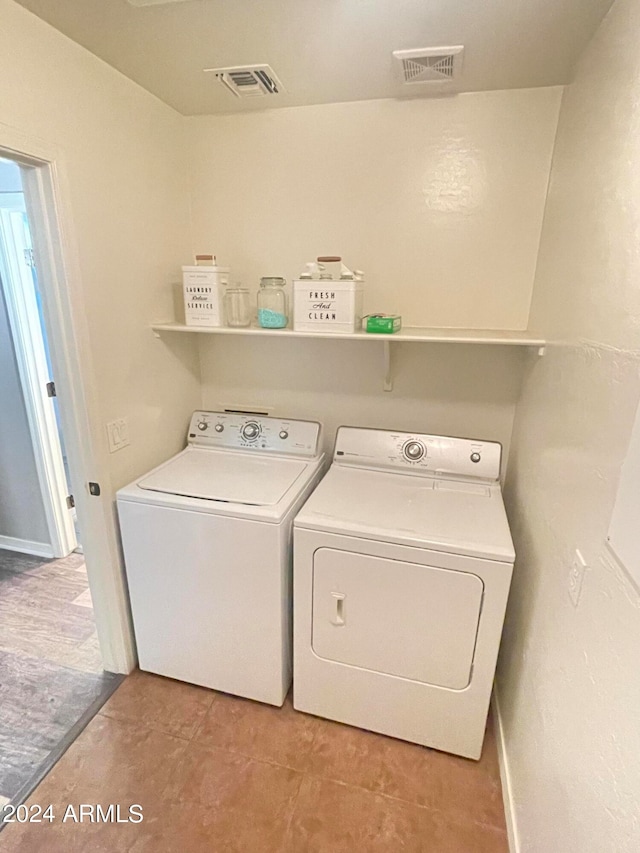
[279,430,289,440]
[214,423,224,433]
[403,440,425,461]
[197,421,208,431]
[470,452,481,463]
[242,422,260,440]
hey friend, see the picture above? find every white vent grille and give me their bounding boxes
[203,65,285,99]
[393,47,464,88]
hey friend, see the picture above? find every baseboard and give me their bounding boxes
[492,687,520,853]
[0,535,54,558]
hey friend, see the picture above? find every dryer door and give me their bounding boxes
[312,548,484,690]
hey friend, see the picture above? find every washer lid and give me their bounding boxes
[138,447,309,506]
[294,465,515,563]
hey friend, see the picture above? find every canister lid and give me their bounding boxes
[182,265,230,273]
[260,276,286,286]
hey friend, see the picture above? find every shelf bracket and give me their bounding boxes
[383,340,393,392]
[537,345,546,357]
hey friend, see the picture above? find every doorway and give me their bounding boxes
[0,158,76,558]
[0,155,123,812]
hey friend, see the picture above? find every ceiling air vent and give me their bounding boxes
[393,46,464,90]
[204,65,285,99]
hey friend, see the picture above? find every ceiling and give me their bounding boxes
[15,0,614,116]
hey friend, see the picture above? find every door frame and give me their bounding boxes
[0,206,77,558]
[0,125,136,674]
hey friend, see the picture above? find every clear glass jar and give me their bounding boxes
[257,277,288,328]
[224,287,251,327]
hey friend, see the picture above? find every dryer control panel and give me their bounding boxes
[187,411,321,457]
[333,426,501,481]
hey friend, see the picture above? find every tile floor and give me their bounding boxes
[0,549,117,803]
[2,671,508,852]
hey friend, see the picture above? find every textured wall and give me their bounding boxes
[187,89,561,330]
[199,336,526,471]
[0,0,201,492]
[0,0,204,670]
[499,0,640,850]
[190,89,561,461]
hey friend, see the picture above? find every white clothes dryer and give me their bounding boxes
[293,426,515,759]
[117,411,324,706]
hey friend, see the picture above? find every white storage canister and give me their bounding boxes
[182,265,229,327]
[293,279,364,334]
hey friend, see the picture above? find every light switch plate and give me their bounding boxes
[107,418,130,453]
[568,549,587,607]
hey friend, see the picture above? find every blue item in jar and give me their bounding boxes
[258,308,287,328]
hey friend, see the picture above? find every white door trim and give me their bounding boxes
[0,125,136,674]
[0,206,77,558]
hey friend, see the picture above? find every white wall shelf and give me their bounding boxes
[151,322,545,347]
[151,323,546,391]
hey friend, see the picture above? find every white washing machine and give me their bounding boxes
[117,411,324,707]
[293,426,515,759]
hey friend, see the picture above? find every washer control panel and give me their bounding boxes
[333,426,501,481]
[187,411,321,457]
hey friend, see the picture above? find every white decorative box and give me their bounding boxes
[293,280,364,334]
[182,265,229,327]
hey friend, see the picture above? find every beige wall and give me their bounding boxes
[0,0,202,669]
[499,0,640,850]
[0,0,201,492]
[189,90,561,460]
[187,89,561,330]
[199,335,527,467]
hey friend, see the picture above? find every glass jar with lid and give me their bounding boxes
[257,277,288,329]
[224,286,252,328]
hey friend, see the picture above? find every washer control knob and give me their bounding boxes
[197,421,208,431]
[279,430,289,440]
[214,423,224,433]
[242,422,260,440]
[470,452,481,463]
[403,440,425,462]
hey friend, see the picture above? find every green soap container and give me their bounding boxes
[363,314,402,334]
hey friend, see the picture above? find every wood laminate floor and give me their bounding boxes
[0,549,118,804]
[2,671,508,852]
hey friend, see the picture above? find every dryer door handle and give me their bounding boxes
[330,592,346,626]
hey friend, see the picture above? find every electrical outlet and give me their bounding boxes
[107,418,130,453]
[568,549,587,607]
